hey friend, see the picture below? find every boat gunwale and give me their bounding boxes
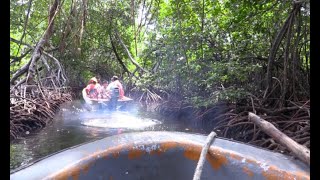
[10,131,309,177]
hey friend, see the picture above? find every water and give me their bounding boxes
[10,100,206,172]
[82,113,161,129]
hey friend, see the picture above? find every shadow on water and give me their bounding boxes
[10,100,206,172]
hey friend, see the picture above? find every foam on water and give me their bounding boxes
[81,111,161,130]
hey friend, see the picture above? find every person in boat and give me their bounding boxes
[107,76,124,99]
[95,78,102,97]
[85,77,98,98]
[107,76,124,110]
[100,80,110,99]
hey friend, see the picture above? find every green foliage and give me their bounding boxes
[213,88,248,103]
[10,0,309,103]
[187,87,248,108]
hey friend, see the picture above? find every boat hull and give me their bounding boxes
[82,88,133,111]
[10,131,310,180]
[82,88,133,104]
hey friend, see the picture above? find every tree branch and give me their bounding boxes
[10,49,32,65]
[10,37,33,49]
[15,0,33,57]
[114,31,148,73]
[109,34,132,76]
[42,51,67,85]
[79,0,88,45]
[26,0,63,84]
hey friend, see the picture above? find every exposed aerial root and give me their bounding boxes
[10,88,72,140]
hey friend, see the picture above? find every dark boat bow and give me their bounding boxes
[10,131,310,180]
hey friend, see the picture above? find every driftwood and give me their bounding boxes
[248,112,310,166]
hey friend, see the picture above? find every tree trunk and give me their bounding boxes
[115,31,148,73]
[109,34,132,76]
[26,0,61,85]
[264,11,292,98]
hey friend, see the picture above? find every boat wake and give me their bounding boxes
[81,111,161,130]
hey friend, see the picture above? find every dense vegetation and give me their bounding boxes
[10,0,309,153]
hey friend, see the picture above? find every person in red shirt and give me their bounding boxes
[85,77,98,98]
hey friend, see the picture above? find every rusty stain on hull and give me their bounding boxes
[183,146,201,161]
[262,165,310,180]
[81,162,91,175]
[243,166,254,177]
[71,168,80,180]
[228,151,243,161]
[159,141,178,152]
[206,151,228,170]
[128,149,144,159]
[214,148,309,180]
[183,145,228,170]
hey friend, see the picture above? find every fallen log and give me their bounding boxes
[248,112,310,166]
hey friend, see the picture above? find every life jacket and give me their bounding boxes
[86,84,98,98]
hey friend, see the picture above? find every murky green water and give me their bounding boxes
[10,100,206,172]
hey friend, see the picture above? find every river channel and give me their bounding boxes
[10,100,206,172]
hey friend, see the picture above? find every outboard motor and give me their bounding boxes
[111,87,120,98]
[109,87,119,111]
